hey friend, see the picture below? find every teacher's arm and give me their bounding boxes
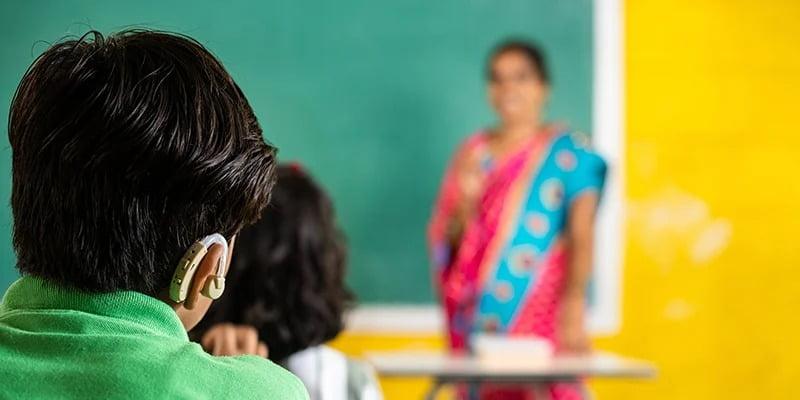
[560,191,600,353]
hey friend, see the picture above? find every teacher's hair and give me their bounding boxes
[8,30,277,295]
[194,165,353,362]
[486,39,550,84]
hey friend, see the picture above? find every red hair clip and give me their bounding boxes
[288,162,305,174]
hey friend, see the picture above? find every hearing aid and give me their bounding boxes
[169,233,229,303]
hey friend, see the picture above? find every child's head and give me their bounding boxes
[8,30,276,326]
[198,165,353,361]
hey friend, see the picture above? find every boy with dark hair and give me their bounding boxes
[0,30,308,399]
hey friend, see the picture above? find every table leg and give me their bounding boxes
[425,379,444,400]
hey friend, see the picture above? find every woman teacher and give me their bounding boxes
[428,40,607,399]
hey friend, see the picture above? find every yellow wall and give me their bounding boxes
[599,0,800,398]
[334,1,800,398]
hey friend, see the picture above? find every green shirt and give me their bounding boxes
[0,276,309,400]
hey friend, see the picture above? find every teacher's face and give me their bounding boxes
[488,51,549,124]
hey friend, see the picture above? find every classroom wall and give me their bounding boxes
[334,1,800,398]
[594,0,800,398]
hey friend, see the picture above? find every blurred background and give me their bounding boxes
[1,0,799,399]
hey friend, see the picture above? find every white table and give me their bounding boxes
[366,351,656,399]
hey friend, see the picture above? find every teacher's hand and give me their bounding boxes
[201,323,269,357]
[557,295,591,354]
[453,148,484,229]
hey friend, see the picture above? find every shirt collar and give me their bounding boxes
[1,275,188,340]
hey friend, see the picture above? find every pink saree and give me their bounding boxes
[428,127,605,400]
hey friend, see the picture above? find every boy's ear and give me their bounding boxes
[184,244,226,310]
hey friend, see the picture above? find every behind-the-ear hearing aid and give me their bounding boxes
[169,233,229,303]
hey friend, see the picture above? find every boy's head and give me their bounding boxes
[196,165,352,361]
[8,30,276,318]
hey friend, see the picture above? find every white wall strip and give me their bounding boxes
[345,304,443,335]
[590,0,625,336]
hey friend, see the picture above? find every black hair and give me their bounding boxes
[486,39,550,84]
[194,165,353,362]
[8,30,277,295]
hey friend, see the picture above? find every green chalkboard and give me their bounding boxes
[0,0,593,303]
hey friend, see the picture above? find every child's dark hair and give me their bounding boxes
[8,30,277,295]
[195,165,353,361]
[486,39,550,84]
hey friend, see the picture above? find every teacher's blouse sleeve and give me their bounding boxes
[563,133,608,206]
